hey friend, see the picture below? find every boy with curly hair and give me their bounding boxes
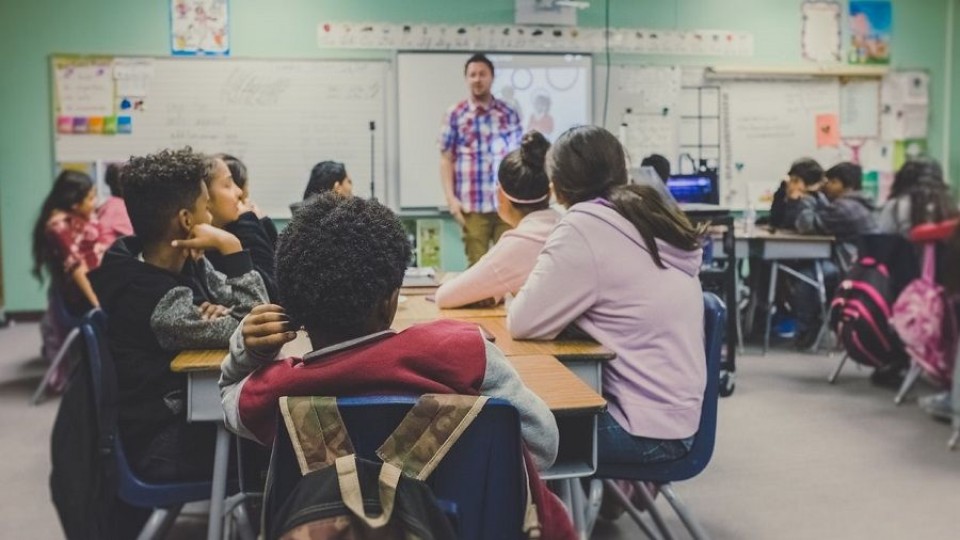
[89,147,268,482]
[219,193,575,539]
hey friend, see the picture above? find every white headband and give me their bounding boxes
[499,184,550,204]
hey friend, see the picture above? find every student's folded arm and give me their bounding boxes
[201,255,269,315]
[478,340,559,470]
[435,241,510,308]
[150,286,241,350]
[507,223,597,340]
[219,320,278,441]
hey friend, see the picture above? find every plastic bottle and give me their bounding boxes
[744,203,757,236]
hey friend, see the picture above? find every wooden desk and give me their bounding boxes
[394,294,506,321]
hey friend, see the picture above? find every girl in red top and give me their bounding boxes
[32,170,108,360]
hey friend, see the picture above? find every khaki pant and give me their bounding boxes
[461,212,511,266]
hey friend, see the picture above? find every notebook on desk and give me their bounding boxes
[403,267,439,287]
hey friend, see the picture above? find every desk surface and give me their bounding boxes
[393,316,615,360]
[713,225,834,243]
[171,351,605,414]
[395,294,506,321]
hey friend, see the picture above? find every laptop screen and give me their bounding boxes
[666,173,718,205]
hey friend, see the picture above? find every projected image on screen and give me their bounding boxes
[492,54,591,141]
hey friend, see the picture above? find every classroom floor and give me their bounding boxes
[1,321,958,540]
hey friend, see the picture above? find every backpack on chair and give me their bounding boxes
[829,254,910,369]
[890,243,959,386]
[262,394,541,540]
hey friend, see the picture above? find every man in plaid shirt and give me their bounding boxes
[439,53,522,266]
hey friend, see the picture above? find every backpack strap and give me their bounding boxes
[335,455,402,528]
[279,396,356,475]
[376,394,489,480]
[922,243,936,282]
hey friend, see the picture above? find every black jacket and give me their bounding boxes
[88,237,267,462]
[206,211,279,301]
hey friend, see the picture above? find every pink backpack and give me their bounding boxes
[890,244,959,386]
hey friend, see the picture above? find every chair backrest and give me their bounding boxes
[266,396,527,540]
[79,309,210,507]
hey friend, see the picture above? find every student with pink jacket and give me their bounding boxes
[435,131,561,308]
[508,125,706,465]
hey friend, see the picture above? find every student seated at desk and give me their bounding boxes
[507,126,706,467]
[204,153,279,300]
[767,157,824,230]
[435,131,560,308]
[878,157,958,236]
[219,194,575,539]
[783,162,877,348]
[289,160,353,216]
[89,147,268,483]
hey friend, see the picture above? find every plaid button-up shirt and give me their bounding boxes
[439,97,522,214]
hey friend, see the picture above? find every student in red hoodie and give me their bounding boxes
[219,193,575,539]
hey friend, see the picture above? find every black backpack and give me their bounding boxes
[829,255,909,369]
[263,394,539,540]
[49,327,120,539]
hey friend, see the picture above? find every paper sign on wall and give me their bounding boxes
[55,61,114,118]
[171,0,230,56]
[802,1,842,63]
[816,114,840,147]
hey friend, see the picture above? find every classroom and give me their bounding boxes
[1,0,959,538]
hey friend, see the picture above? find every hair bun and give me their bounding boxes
[519,130,550,171]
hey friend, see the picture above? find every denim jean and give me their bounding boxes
[597,411,694,465]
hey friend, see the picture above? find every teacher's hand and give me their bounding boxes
[447,198,466,227]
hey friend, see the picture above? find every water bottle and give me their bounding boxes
[744,203,757,236]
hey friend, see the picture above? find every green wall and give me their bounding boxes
[0,0,953,311]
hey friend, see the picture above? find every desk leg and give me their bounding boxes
[763,262,779,355]
[812,260,829,352]
[206,424,230,540]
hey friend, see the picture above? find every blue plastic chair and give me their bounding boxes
[81,309,214,540]
[264,396,528,540]
[31,286,86,404]
[592,291,726,540]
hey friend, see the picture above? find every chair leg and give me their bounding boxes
[894,363,922,405]
[602,480,662,540]
[948,428,959,451]
[583,479,603,537]
[135,505,183,540]
[31,327,81,405]
[828,354,849,384]
[811,261,829,353]
[568,479,587,540]
[633,482,674,540]
[659,484,710,540]
[224,493,259,540]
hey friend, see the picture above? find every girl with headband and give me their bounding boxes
[435,130,561,308]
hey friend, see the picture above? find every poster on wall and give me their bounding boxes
[801,1,842,63]
[515,0,577,26]
[171,0,230,56]
[848,0,891,65]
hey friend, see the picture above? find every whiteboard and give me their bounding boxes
[54,57,389,217]
[720,80,842,209]
[397,52,592,209]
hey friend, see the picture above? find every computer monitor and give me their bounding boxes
[666,173,719,205]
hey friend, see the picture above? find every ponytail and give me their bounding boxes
[607,184,705,269]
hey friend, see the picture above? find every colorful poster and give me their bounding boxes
[54,60,114,118]
[816,114,840,147]
[849,1,891,65]
[416,219,442,269]
[171,0,229,56]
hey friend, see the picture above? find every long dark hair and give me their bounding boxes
[304,161,347,199]
[216,153,248,192]
[907,175,958,227]
[889,157,942,199]
[498,130,551,212]
[547,125,704,268]
[32,170,94,280]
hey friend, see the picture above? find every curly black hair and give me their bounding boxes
[276,193,411,337]
[122,147,214,244]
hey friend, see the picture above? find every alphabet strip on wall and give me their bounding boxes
[317,22,754,57]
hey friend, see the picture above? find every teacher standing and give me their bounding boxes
[439,53,522,266]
